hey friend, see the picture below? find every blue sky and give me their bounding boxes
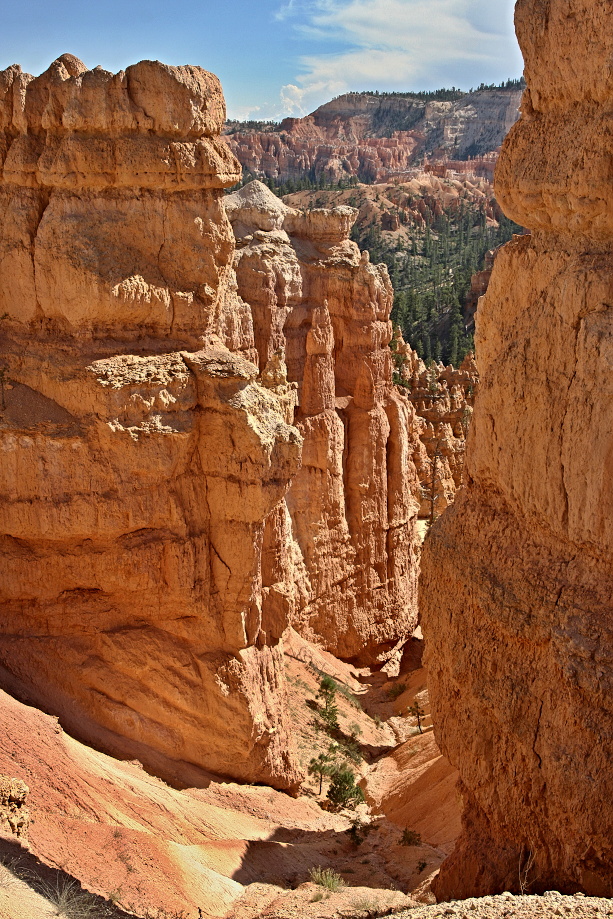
[1,0,523,120]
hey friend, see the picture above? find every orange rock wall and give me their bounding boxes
[392,331,478,521]
[421,0,613,898]
[226,182,421,661]
[0,59,421,787]
[225,90,522,186]
[0,56,302,790]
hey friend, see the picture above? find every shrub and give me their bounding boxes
[400,827,422,846]
[327,766,365,810]
[386,682,407,700]
[308,866,344,891]
[347,816,373,846]
[37,878,107,918]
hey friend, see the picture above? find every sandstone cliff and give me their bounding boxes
[0,58,420,789]
[225,89,522,186]
[0,55,301,790]
[421,0,613,898]
[225,181,421,660]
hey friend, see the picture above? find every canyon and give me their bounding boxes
[0,0,612,913]
[0,55,429,796]
[225,89,523,186]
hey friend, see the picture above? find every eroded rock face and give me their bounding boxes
[0,60,422,787]
[225,181,422,661]
[0,775,29,837]
[0,56,303,790]
[391,331,478,521]
[225,90,522,185]
[421,0,613,898]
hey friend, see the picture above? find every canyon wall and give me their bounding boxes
[0,54,303,790]
[0,58,420,788]
[225,89,522,185]
[421,0,613,899]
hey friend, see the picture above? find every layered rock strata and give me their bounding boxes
[0,55,301,789]
[421,0,613,898]
[225,181,421,660]
[0,59,421,787]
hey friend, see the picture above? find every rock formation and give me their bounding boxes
[0,58,421,788]
[225,181,422,660]
[0,775,29,837]
[421,0,613,899]
[391,331,478,521]
[225,89,523,185]
[0,55,301,790]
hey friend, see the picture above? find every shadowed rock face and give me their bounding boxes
[0,60,421,787]
[421,0,613,899]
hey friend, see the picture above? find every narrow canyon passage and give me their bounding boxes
[0,0,612,913]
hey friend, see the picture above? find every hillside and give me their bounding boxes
[224,85,524,186]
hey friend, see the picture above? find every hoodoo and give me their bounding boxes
[225,180,422,660]
[0,58,421,789]
[421,0,613,899]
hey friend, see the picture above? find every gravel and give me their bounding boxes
[394,892,613,918]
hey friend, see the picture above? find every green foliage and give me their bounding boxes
[326,765,366,810]
[224,119,280,135]
[408,701,426,733]
[308,752,337,794]
[347,816,373,846]
[309,866,344,891]
[400,827,422,846]
[314,675,340,733]
[417,860,427,874]
[380,208,523,365]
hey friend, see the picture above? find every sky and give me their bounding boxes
[1,0,523,121]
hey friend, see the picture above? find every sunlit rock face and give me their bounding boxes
[226,181,422,663]
[0,56,303,790]
[0,59,422,789]
[421,0,613,899]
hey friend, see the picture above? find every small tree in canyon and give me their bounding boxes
[314,675,340,733]
[308,752,336,795]
[423,439,444,527]
[408,700,425,734]
[326,765,365,810]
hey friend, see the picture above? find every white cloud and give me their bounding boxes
[277,0,522,116]
[274,0,298,21]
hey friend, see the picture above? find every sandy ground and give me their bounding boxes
[0,630,461,918]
